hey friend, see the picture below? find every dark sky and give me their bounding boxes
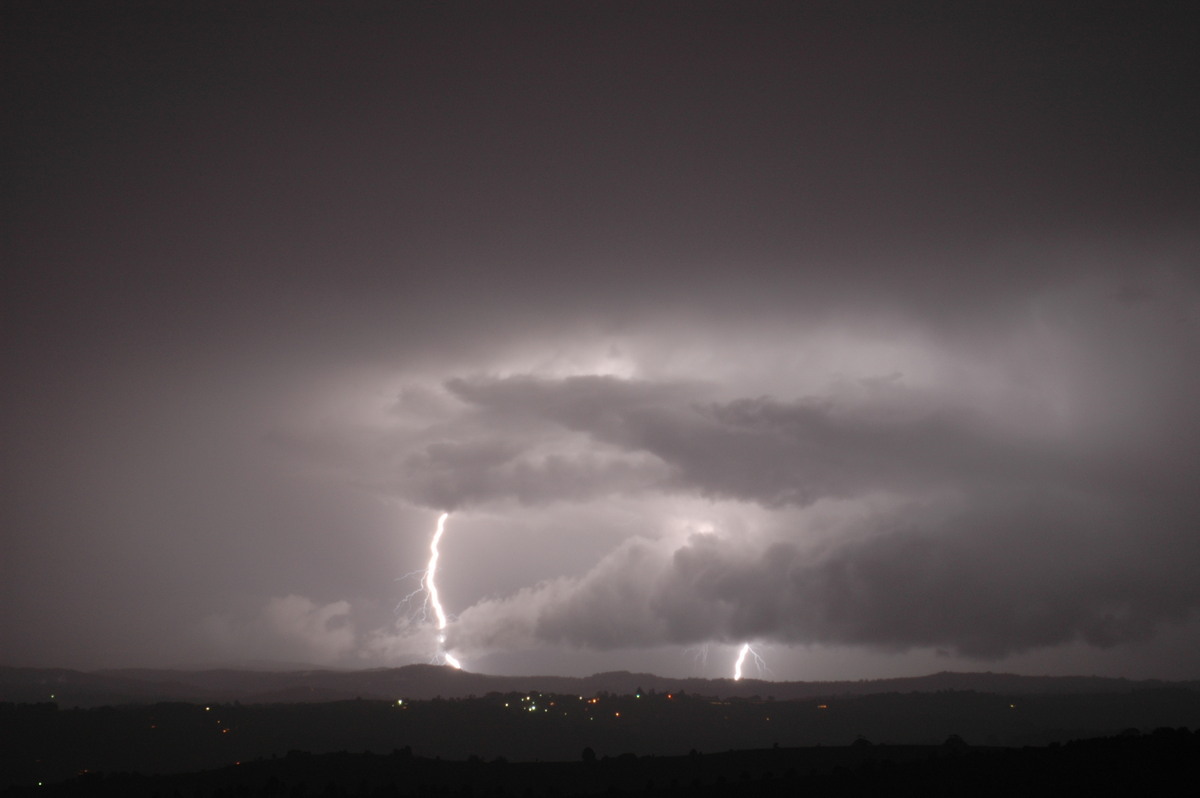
[4,1,1199,680]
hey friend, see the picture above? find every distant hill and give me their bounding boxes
[2,665,1195,708]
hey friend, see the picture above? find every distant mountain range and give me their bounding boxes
[2,665,1195,708]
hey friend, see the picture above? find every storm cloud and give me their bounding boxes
[449,490,1200,659]
[4,1,1198,678]
[278,258,1200,664]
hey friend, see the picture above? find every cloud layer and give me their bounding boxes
[270,262,1200,665]
[4,2,1198,678]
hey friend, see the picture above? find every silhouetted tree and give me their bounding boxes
[943,734,968,752]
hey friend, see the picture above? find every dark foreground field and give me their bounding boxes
[4,729,1197,797]
[7,688,1200,774]
[3,669,1199,796]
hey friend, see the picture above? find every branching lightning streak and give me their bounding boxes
[732,642,769,680]
[425,512,462,669]
[395,568,431,619]
[685,643,711,672]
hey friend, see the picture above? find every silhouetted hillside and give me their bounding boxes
[4,683,1200,790]
[2,665,1195,708]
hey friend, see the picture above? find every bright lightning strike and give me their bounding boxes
[733,643,750,680]
[425,512,463,670]
[732,642,769,680]
[426,513,450,630]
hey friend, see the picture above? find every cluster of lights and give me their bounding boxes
[495,693,666,722]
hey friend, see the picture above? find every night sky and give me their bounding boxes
[4,1,1199,681]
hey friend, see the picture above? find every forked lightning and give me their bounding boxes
[732,642,768,680]
[426,512,462,669]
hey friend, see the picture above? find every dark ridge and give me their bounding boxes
[3,664,1196,708]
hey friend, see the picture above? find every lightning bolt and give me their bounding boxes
[425,512,463,669]
[732,642,769,681]
[733,643,750,680]
[685,643,711,673]
[394,568,431,619]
